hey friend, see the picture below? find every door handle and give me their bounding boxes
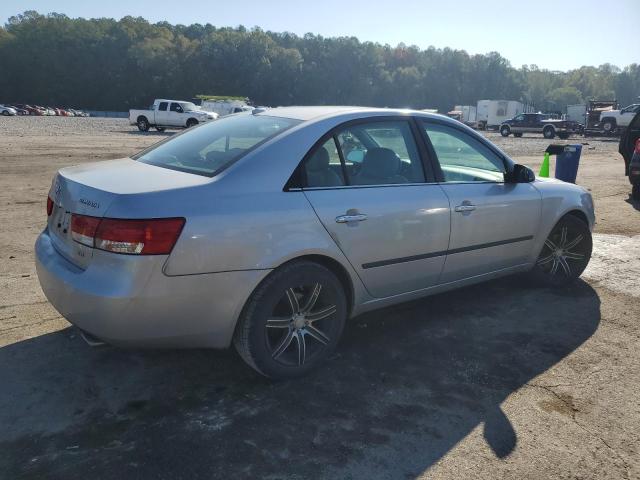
[454,204,476,213]
[335,213,368,223]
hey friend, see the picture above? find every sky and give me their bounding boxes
[1,0,638,71]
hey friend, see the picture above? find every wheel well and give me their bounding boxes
[543,124,555,131]
[136,115,148,123]
[601,116,615,123]
[187,117,198,124]
[565,209,589,226]
[286,254,355,316]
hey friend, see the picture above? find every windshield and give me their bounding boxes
[179,102,199,112]
[135,114,301,177]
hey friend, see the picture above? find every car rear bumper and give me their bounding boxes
[35,228,270,348]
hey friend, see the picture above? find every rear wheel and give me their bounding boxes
[543,126,556,139]
[500,125,511,137]
[234,261,347,379]
[530,215,592,287]
[1,110,9,116]
[137,117,150,132]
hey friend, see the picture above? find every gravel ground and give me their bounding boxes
[0,117,639,479]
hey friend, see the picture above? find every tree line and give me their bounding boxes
[1,11,638,112]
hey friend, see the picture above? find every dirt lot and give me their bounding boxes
[1,116,639,479]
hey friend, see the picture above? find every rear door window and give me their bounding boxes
[135,115,300,177]
[158,102,168,111]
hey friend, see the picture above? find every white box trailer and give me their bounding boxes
[566,104,587,125]
[454,105,477,125]
[476,100,526,130]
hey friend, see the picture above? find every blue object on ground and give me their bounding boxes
[554,144,582,183]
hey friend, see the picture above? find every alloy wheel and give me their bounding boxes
[536,224,589,278]
[265,283,337,367]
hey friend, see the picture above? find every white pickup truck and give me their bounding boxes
[129,99,218,132]
[600,104,640,133]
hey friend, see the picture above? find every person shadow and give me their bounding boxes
[0,276,600,479]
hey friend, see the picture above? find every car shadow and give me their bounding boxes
[120,129,174,136]
[0,276,600,479]
[624,193,640,211]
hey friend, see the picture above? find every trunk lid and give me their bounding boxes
[47,158,210,268]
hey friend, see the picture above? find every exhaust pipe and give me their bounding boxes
[79,329,106,347]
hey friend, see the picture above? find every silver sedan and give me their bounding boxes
[36,107,595,378]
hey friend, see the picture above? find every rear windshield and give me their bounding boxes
[135,114,301,177]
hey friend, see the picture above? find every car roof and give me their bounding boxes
[253,105,446,122]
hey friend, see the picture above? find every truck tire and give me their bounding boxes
[186,118,199,128]
[602,118,616,133]
[543,126,556,139]
[137,116,150,132]
[500,125,511,137]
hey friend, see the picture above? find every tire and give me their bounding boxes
[632,184,640,201]
[186,118,198,128]
[529,215,592,287]
[137,117,150,132]
[543,126,556,139]
[500,125,511,137]
[602,119,616,133]
[234,260,347,379]
[1,110,9,116]
[155,126,166,132]
[514,132,523,138]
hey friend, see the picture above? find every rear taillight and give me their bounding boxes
[47,196,53,216]
[634,139,640,155]
[70,215,185,255]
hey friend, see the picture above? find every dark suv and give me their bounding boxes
[500,113,581,139]
[619,110,640,200]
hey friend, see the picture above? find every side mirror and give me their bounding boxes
[506,164,535,183]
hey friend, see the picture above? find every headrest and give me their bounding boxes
[307,146,330,172]
[361,148,400,177]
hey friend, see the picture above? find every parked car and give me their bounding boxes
[8,105,29,115]
[500,113,581,139]
[129,99,218,132]
[619,110,640,200]
[36,107,595,379]
[13,104,44,115]
[0,105,17,116]
[601,104,640,134]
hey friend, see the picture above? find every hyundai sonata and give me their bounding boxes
[36,107,595,378]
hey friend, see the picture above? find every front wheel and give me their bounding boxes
[234,261,347,379]
[602,119,616,133]
[1,110,9,116]
[529,215,592,287]
[186,119,198,128]
[500,126,511,137]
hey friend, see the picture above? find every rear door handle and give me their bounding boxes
[335,213,368,223]
[454,204,476,213]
